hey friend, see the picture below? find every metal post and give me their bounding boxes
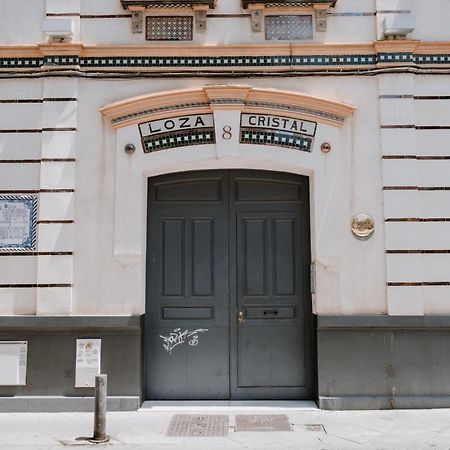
[90,374,109,443]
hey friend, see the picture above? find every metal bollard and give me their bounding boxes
[90,374,109,443]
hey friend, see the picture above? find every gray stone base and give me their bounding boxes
[318,315,450,410]
[0,316,143,412]
[0,396,140,412]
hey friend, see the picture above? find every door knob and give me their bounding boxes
[237,310,245,325]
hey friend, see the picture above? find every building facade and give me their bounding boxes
[1,0,450,411]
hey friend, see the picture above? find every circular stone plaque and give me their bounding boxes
[351,214,375,239]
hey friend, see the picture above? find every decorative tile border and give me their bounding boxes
[0,195,37,252]
[240,128,313,152]
[3,52,450,71]
[142,129,215,152]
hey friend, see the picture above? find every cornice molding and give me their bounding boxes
[3,41,450,58]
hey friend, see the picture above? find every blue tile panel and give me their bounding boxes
[2,52,450,70]
[0,195,37,252]
[240,128,313,152]
[142,129,215,152]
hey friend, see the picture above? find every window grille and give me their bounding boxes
[146,16,193,40]
[265,15,313,40]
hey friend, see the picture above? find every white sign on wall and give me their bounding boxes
[0,341,27,386]
[0,196,37,252]
[75,339,101,388]
[241,113,317,137]
[139,114,215,138]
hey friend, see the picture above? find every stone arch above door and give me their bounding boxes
[101,85,354,129]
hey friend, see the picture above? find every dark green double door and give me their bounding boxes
[145,170,314,400]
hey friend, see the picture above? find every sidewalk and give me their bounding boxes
[1,402,450,450]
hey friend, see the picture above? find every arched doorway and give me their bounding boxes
[145,169,314,400]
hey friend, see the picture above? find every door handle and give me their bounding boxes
[237,310,245,325]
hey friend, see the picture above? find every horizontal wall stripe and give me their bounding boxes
[380,95,450,100]
[40,189,75,193]
[0,129,42,133]
[207,14,251,18]
[379,94,414,99]
[376,10,411,14]
[0,98,76,103]
[382,155,416,160]
[382,155,450,160]
[381,125,415,129]
[417,126,450,130]
[384,186,450,191]
[37,220,74,224]
[46,13,80,17]
[43,97,77,102]
[388,282,450,286]
[0,252,72,256]
[386,218,450,222]
[328,12,375,16]
[0,284,72,288]
[0,159,76,163]
[80,14,132,19]
[41,158,76,162]
[0,159,41,163]
[383,186,417,191]
[419,187,450,191]
[415,96,450,100]
[0,190,39,194]
[42,127,77,132]
[387,250,450,254]
[0,128,76,133]
[0,189,76,194]
[0,99,42,103]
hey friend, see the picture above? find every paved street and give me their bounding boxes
[1,402,450,449]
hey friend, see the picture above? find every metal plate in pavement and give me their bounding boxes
[235,414,292,432]
[167,414,229,437]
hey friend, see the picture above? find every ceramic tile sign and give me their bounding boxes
[138,114,216,153]
[75,339,101,388]
[0,195,37,252]
[240,113,317,152]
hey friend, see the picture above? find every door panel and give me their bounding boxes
[146,169,313,400]
[145,171,229,400]
[232,211,307,397]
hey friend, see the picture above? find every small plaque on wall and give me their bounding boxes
[0,341,27,386]
[75,339,101,388]
[0,195,37,252]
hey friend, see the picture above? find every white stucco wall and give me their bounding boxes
[1,0,450,317]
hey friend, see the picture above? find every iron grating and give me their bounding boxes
[167,414,229,437]
[235,414,292,432]
[265,15,313,40]
[146,16,193,41]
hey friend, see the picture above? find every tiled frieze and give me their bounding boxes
[142,129,215,152]
[3,51,450,72]
[240,128,313,151]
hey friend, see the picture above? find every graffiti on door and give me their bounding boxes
[159,328,209,355]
